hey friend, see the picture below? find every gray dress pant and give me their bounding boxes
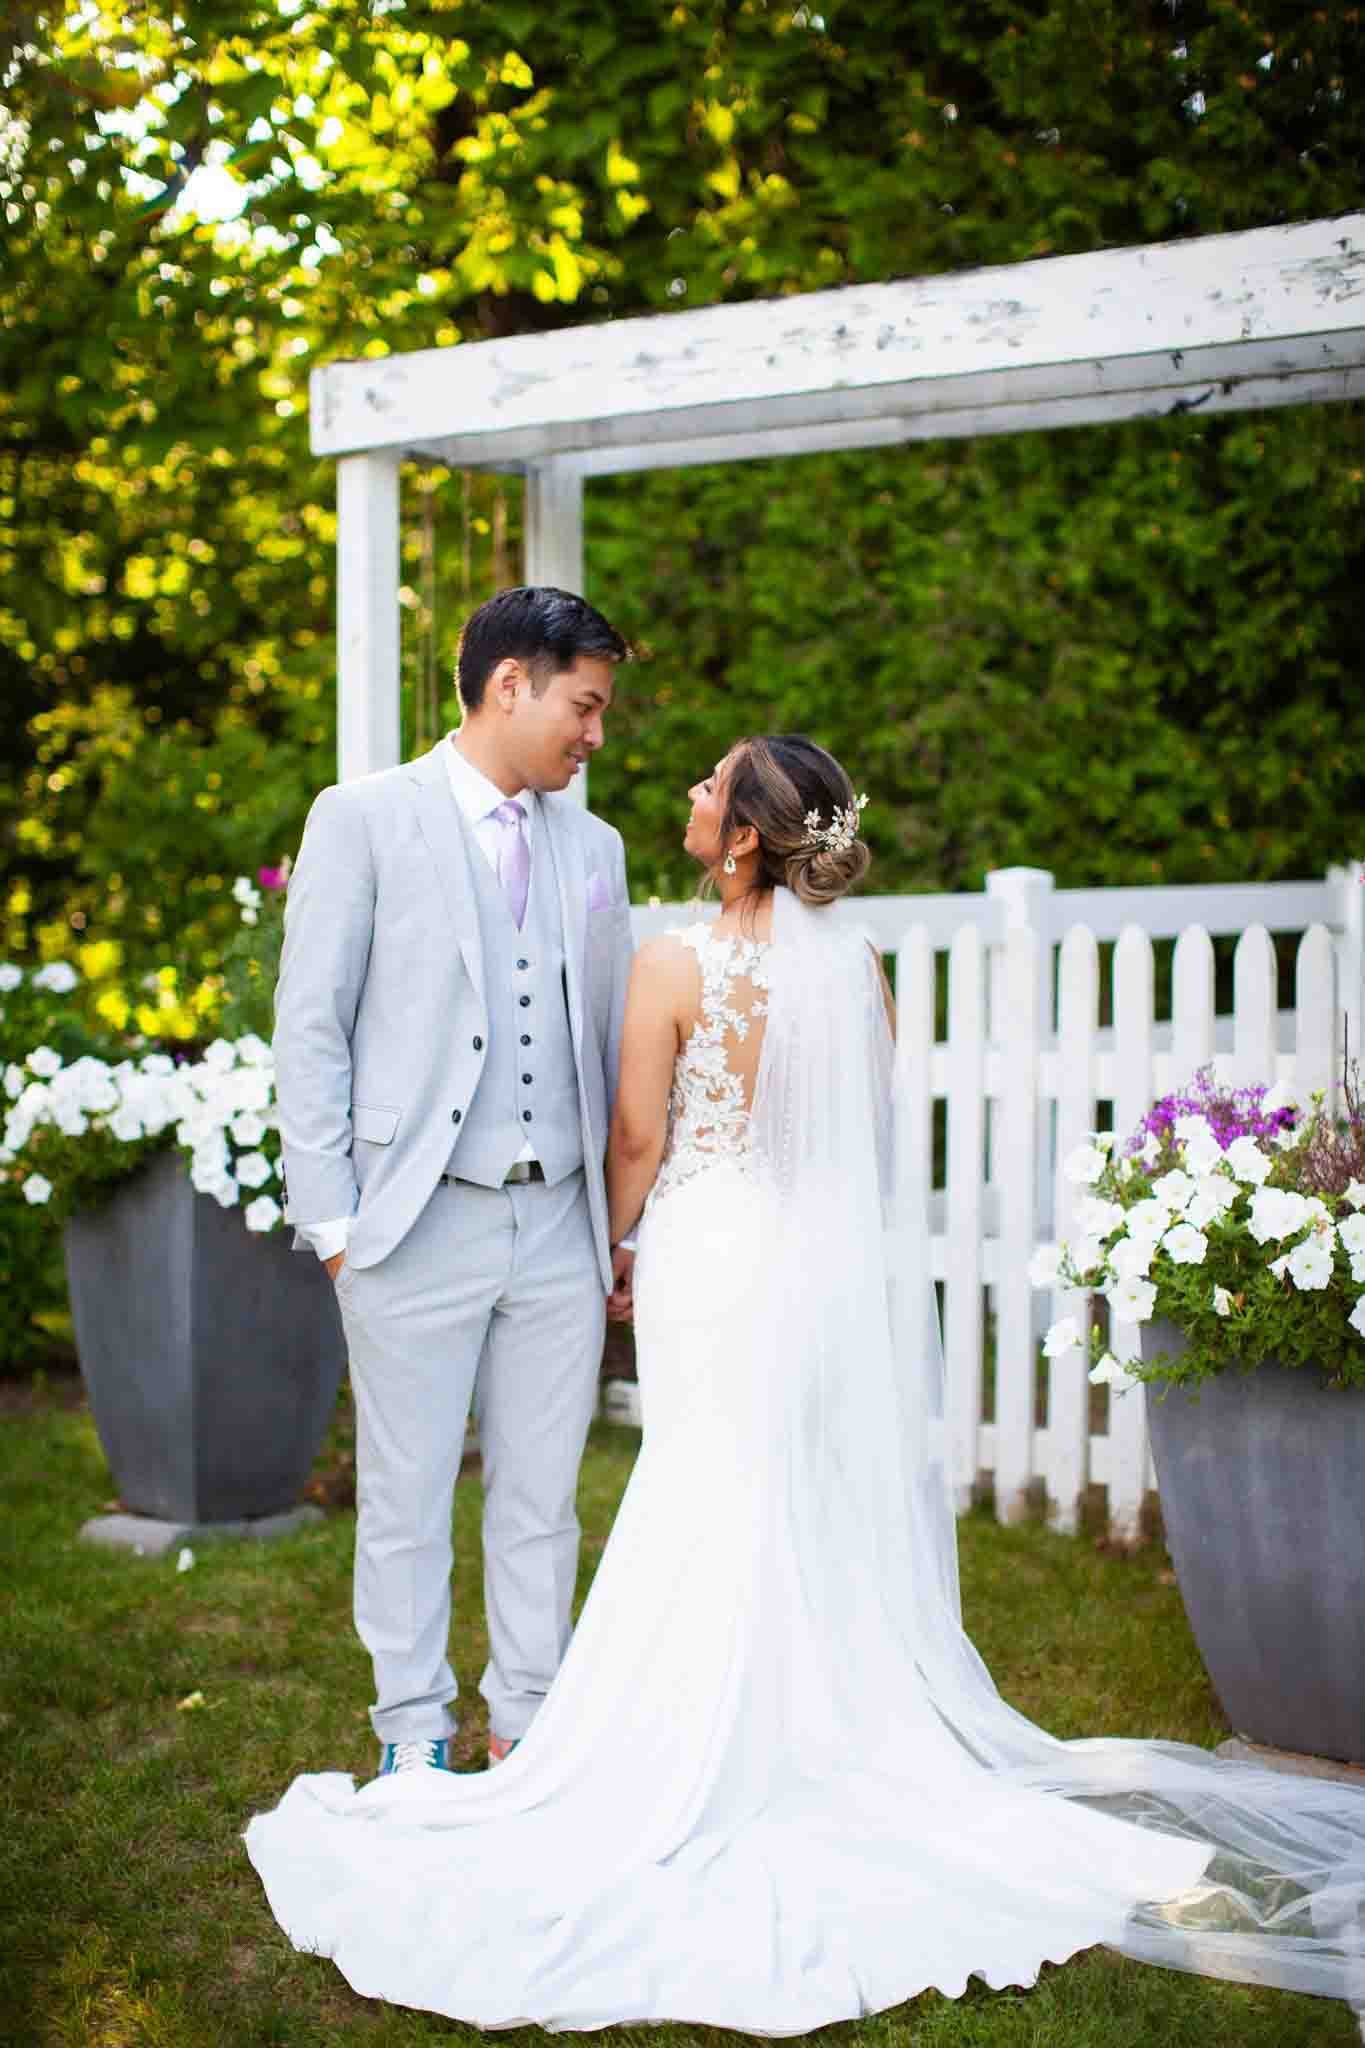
[335,1170,605,1745]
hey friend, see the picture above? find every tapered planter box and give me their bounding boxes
[1144,1319,1365,1765]
[64,1151,346,1523]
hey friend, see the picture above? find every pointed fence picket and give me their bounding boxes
[614,863,1361,1539]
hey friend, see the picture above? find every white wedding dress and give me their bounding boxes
[247,893,1365,2030]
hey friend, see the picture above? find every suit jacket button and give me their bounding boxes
[519,994,532,1008]
[516,958,529,970]
[522,1111,533,1122]
[522,1073,533,1085]
[450,1108,462,1123]
[520,1034,532,1046]
[472,1036,483,1051]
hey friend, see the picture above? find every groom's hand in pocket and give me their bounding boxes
[606,1245,635,1323]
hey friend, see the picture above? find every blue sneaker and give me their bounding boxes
[377,1736,453,1776]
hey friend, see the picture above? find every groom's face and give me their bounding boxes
[510,656,615,791]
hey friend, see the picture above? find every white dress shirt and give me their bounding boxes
[297,736,533,1263]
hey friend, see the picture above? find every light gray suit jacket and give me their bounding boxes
[273,740,634,1288]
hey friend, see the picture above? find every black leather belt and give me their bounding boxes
[442,1160,546,1188]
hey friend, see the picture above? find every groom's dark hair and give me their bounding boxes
[457,586,629,709]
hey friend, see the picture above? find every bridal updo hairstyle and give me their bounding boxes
[720,735,870,907]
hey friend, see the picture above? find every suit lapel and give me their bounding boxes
[539,793,586,1054]
[409,742,485,1003]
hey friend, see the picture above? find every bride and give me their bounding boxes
[247,734,1365,2030]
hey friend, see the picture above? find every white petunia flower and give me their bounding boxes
[1269,1253,1291,1280]
[210,1178,241,1208]
[32,962,78,993]
[1139,1133,1161,1167]
[0,964,22,992]
[1125,1198,1172,1243]
[231,875,261,909]
[1106,1275,1157,1324]
[1067,1235,1107,1278]
[26,1046,62,1079]
[1109,1234,1154,1281]
[1027,1244,1061,1289]
[1185,1175,1237,1229]
[234,1034,273,1069]
[1117,1155,1137,1183]
[52,1104,89,1138]
[1075,1196,1126,1240]
[1350,1252,1365,1287]
[1088,1352,1134,1389]
[1212,1285,1233,1317]
[1247,1188,1311,1245]
[1042,1315,1084,1358]
[1181,1130,1226,1177]
[201,1039,238,1073]
[22,1173,52,1204]
[1088,1130,1115,1154]
[1173,1112,1214,1147]
[243,1194,282,1233]
[1163,1223,1209,1266]
[229,1110,267,1147]
[1349,1296,1365,1340]
[1151,1168,1195,1212]
[141,1053,176,1077]
[3,1063,24,1099]
[1286,1238,1333,1291]
[1062,1143,1108,1187]
[1338,1215,1365,1257]
[1344,1180,1365,1212]
[234,1151,272,1189]
[1225,1135,1271,1186]
[107,1104,146,1143]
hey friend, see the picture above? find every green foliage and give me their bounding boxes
[2,0,1364,972]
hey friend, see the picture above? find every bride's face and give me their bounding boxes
[683,754,734,870]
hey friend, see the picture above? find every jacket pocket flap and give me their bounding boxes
[352,1103,400,1145]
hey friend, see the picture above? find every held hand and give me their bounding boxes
[324,1251,346,1282]
[606,1244,635,1323]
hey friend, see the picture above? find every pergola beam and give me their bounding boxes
[313,216,1364,475]
[317,214,1364,782]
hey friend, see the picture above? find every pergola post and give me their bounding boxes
[524,459,588,802]
[336,450,402,783]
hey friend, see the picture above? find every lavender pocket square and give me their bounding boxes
[585,871,613,914]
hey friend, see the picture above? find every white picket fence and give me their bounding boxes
[622,863,1365,1541]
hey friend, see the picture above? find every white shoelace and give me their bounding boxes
[388,1739,443,1773]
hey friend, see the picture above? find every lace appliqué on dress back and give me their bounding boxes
[647,923,771,1212]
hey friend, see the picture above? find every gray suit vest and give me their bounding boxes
[447,801,584,1188]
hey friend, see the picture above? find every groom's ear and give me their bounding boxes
[486,657,527,713]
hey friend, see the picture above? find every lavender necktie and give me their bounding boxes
[490,799,531,929]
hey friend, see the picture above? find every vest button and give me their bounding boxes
[522,1111,533,1122]
[450,1108,462,1123]
[519,994,532,1008]
[516,958,529,970]
[522,1073,533,1085]
[520,1034,532,1047]
[472,1036,483,1052]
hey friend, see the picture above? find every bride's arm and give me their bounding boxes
[607,939,690,1242]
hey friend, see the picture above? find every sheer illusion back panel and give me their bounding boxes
[649,925,771,1211]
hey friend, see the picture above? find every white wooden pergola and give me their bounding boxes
[310,213,1365,786]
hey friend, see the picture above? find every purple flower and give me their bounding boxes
[257,866,288,892]
[1129,1067,1297,1156]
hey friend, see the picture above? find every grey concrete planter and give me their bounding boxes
[1144,1319,1365,1764]
[64,1150,345,1523]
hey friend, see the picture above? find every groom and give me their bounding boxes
[274,586,634,1778]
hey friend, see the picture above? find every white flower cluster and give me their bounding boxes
[1031,1108,1365,1375]
[2,1033,284,1233]
[0,960,80,997]
[232,876,262,927]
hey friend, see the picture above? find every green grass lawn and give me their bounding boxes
[0,1374,1355,2048]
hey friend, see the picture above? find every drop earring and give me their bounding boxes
[722,853,737,876]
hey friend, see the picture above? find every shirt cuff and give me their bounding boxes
[299,1216,351,1262]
